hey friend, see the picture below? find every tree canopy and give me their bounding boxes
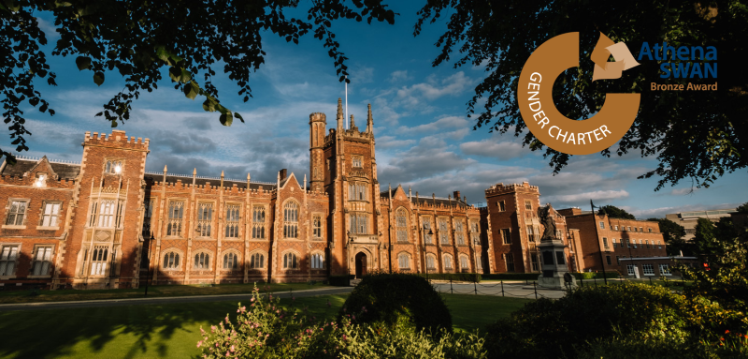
[597,205,635,220]
[415,1,748,191]
[0,0,395,163]
[648,217,689,256]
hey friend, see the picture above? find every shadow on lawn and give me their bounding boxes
[0,294,349,359]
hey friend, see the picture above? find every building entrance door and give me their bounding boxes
[355,252,367,278]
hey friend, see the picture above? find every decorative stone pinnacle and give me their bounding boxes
[337,98,343,119]
[163,165,167,173]
[221,170,224,178]
[193,168,197,175]
[350,114,355,129]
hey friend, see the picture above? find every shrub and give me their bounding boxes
[577,335,748,359]
[197,284,486,358]
[484,282,748,359]
[340,272,452,334]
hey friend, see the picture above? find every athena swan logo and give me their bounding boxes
[518,32,641,155]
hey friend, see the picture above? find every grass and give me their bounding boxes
[0,282,329,304]
[0,293,530,359]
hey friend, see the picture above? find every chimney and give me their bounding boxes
[453,191,461,201]
[279,169,288,181]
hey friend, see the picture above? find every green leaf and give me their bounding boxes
[219,112,233,127]
[168,67,181,82]
[184,81,199,100]
[93,72,105,86]
[29,97,39,107]
[155,46,170,62]
[235,112,244,123]
[180,68,192,83]
[75,56,92,70]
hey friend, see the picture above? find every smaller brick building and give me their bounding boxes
[558,208,667,273]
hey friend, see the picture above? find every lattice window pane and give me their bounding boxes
[42,203,60,227]
[422,218,432,244]
[167,201,184,236]
[194,253,210,269]
[196,203,213,237]
[31,246,53,276]
[0,245,19,276]
[313,215,322,238]
[225,204,240,238]
[91,245,109,276]
[284,202,299,238]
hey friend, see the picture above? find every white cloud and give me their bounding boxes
[671,187,698,195]
[350,66,374,84]
[627,202,741,220]
[377,136,416,149]
[397,116,468,134]
[388,70,412,83]
[543,190,630,203]
[461,139,527,160]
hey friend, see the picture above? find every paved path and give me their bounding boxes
[0,287,355,312]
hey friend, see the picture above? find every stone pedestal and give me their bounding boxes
[537,239,577,290]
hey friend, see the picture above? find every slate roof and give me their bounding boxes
[1,158,81,180]
[144,173,277,191]
[378,188,469,207]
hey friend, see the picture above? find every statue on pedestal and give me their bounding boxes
[536,204,577,290]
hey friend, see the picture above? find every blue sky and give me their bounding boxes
[9,2,747,219]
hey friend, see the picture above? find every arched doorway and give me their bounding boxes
[355,252,367,278]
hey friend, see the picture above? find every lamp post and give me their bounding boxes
[590,200,608,285]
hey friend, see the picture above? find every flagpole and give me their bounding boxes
[345,76,348,130]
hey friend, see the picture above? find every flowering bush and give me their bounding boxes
[197,284,486,359]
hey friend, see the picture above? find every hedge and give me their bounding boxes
[328,275,354,286]
[417,273,482,282]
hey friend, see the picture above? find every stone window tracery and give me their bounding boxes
[163,251,180,269]
[252,206,266,239]
[311,253,325,269]
[396,208,408,242]
[223,252,239,269]
[249,252,265,269]
[196,203,213,237]
[283,202,299,238]
[166,201,184,236]
[194,252,210,269]
[225,204,240,238]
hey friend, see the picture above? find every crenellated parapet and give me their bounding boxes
[84,130,150,152]
[485,181,540,196]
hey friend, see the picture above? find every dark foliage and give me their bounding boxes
[417,272,481,282]
[328,275,353,286]
[340,272,452,334]
[485,283,695,359]
[0,0,397,163]
[415,1,748,191]
[598,205,636,220]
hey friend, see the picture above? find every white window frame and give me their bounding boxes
[104,159,124,174]
[193,251,211,270]
[225,204,241,238]
[162,250,181,270]
[40,202,61,228]
[642,264,655,276]
[283,202,299,238]
[352,156,363,168]
[0,245,20,277]
[311,252,325,269]
[627,264,636,276]
[30,245,54,277]
[443,254,453,271]
[459,255,469,271]
[90,245,109,276]
[659,264,671,276]
[283,252,299,270]
[252,205,266,239]
[166,200,184,237]
[501,228,511,244]
[249,252,265,269]
[398,253,410,270]
[313,215,323,238]
[196,202,214,238]
[223,252,239,270]
[4,199,29,228]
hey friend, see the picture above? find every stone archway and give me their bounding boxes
[355,252,367,278]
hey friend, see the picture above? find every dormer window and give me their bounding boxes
[34,175,46,188]
[105,160,123,174]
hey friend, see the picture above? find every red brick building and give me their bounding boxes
[481,182,575,273]
[557,208,667,273]
[0,99,660,289]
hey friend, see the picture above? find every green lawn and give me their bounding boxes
[0,293,530,359]
[0,282,328,304]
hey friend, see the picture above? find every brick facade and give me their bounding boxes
[0,99,657,290]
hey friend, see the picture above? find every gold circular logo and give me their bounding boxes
[518,32,641,155]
